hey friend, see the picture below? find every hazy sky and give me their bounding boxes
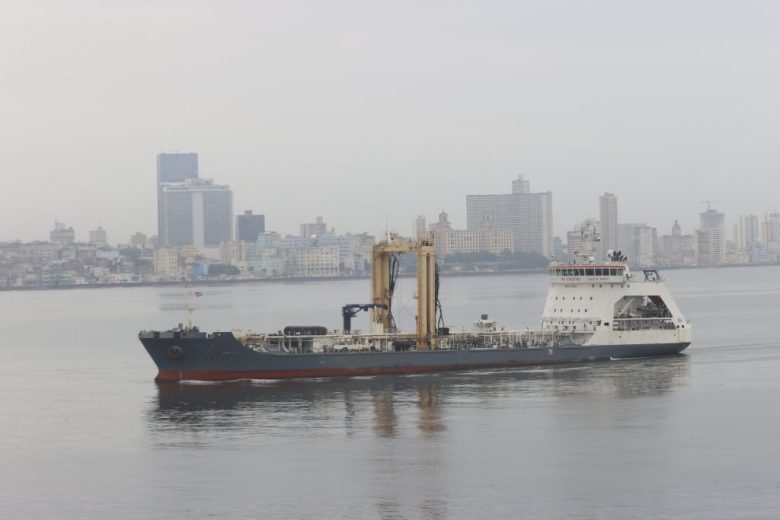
[2,0,779,243]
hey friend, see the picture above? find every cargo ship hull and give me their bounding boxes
[139,331,689,382]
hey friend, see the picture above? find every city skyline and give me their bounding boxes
[3,175,776,254]
[3,165,779,290]
[2,2,779,243]
[3,146,779,244]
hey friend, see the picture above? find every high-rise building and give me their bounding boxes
[160,178,233,250]
[613,222,658,266]
[698,208,725,265]
[157,153,198,241]
[761,212,780,253]
[566,220,598,259]
[633,224,658,267]
[672,220,681,237]
[300,216,329,238]
[415,215,427,240]
[236,210,266,242]
[598,193,618,260]
[466,175,553,256]
[512,174,530,195]
[89,226,109,246]
[734,215,759,251]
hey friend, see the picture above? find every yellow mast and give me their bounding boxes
[371,232,438,349]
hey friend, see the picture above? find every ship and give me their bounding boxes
[139,229,691,382]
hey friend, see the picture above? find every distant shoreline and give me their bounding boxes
[0,268,549,292]
[1,262,778,293]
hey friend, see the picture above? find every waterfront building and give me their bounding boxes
[6,242,59,263]
[428,211,512,258]
[440,227,513,257]
[160,178,233,251]
[153,247,179,278]
[245,233,284,277]
[658,221,697,266]
[300,216,329,238]
[50,221,75,246]
[466,175,553,256]
[598,193,618,261]
[293,246,340,277]
[219,241,245,266]
[157,152,198,240]
[236,210,266,242]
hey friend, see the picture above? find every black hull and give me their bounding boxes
[139,332,690,382]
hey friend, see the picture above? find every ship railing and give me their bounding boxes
[439,330,560,350]
[612,317,676,331]
[248,330,563,353]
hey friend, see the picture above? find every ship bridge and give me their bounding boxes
[548,263,628,285]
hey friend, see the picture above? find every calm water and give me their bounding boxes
[2,267,780,519]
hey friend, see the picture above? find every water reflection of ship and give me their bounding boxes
[149,356,689,433]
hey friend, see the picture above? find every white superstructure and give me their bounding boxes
[540,260,691,347]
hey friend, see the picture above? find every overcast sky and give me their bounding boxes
[1,0,779,243]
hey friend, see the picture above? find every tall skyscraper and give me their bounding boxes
[700,209,725,231]
[598,192,618,260]
[236,210,266,242]
[466,175,553,256]
[511,174,530,194]
[616,222,657,266]
[160,178,233,250]
[415,215,427,240]
[157,152,198,242]
[633,224,657,267]
[734,215,758,251]
[698,208,725,266]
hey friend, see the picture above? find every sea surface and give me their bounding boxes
[1,267,780,519]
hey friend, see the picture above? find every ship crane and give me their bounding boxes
[371,232,439,350]
[341,303,387,334]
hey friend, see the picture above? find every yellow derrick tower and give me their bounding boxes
[371,232,438,349]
